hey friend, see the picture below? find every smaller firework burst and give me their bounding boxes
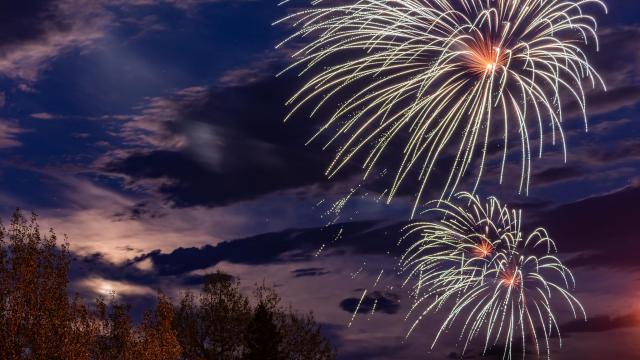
[400,193,584,359]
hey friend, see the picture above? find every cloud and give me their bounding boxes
[138,220,396,276]
[30,112,58,120]
[0,166,253,262]
[110,0,227,9]
[560,312,640,335]
[339,291,400,315]
[99,53,458,209]
[585,139,640,164]
[532,166,586,185]
[291,267,330,277]
[588,117,632,134]
[101,64,341,207]
[96,27,640,211]
[581,86,640,117]
[570,26,640,118]
[0,0,229,86]
[0,0,110,85]
[534,182,640,268]
[78,276,156,298]
[592,27,640,87]
[0,119,27,148]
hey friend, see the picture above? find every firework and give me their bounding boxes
[399,192,584,359]
[276,0,606,216]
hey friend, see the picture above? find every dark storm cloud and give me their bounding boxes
[339,291,400,315]
[534,181,640,268]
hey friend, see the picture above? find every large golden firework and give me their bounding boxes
[277,0,606,216]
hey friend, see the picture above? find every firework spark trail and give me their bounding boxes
[399,192,584,359]
[349,289,368,327]
[276,0,606,217]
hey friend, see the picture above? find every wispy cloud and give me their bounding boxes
[0,119,28,148]
[0,0,229,87]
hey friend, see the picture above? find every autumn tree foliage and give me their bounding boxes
[0,210,336,360]
[0,211,94,359]
[93,294,181,360]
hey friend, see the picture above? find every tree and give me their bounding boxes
[174,273,252,360]
[93,300,139,360]
[277,310,335,360]
[139,294,182,360]
[174,273,336,360]
[0,210,335,360]
[0,210,94,360]
[93,294,182,360]
[251,283,335,360]
[245,302,281,360]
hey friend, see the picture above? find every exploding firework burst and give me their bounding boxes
[276,0,606,216]
[399,192,584,359]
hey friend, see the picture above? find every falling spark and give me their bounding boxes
[400,192,585,359]
[369,298,379,318]
[277,0,606,217]
[315,243,327,257]
[373,269,384,287]
[349,289,368,328]
[332,227,343,243]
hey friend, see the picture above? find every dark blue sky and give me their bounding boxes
[0,0,639,358]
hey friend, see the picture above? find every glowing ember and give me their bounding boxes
[472,239,494,258]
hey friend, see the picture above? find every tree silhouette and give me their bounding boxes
[245,302,281,360]
[174,274,336,360]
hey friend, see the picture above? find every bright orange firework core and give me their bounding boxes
[472,240,493,258]
[500,268,521,288]
[466,38,506,76]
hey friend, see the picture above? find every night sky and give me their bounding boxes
[0,0,639,359]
